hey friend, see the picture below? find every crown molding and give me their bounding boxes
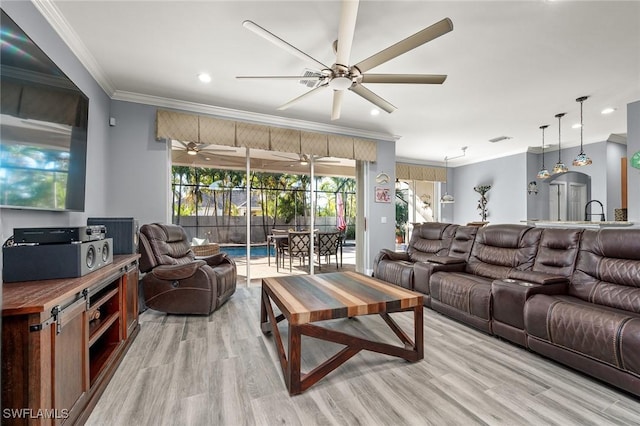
[32,0,397,143]
[112,90,399,142]
[32,0,116,96]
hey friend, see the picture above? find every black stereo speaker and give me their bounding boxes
[87,217,139,255]
[2,239,113,282]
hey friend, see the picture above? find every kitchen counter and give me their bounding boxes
[523,221,635,229]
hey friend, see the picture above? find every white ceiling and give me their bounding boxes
[45,0,640,167]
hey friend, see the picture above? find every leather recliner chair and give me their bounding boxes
[139,223,236,315]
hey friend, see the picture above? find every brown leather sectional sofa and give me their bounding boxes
[374,222,640,397]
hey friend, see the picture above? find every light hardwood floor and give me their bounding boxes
[87,285,640,425]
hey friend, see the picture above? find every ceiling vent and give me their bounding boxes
[299,69,322,88]
[488,136,513,143]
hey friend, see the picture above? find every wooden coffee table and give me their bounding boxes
[260,271,423,395]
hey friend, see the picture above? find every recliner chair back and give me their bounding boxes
[466,224,542,279]
[407,222,458,262]
[139,223,195,272]
[570,228,640,313]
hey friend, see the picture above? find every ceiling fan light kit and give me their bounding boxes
[239,0,453,120]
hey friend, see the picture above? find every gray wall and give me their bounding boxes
[0,2,111,243]
[438,141,621,225]
[106,101,170,226]
[363,140,396,274]
[451,153,527,225]
[628,100,640,222]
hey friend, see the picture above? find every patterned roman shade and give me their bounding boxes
[156,108,378,162]
[199,115,235,146]
[270,127,301,153]
[328,134,354,159]
[353,138,377,162]
[236,122,269,149]
[156,110,198,142]
[301,131,328,157]
[396,162,446,182]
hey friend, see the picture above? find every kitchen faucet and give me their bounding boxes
[584,200,605,221]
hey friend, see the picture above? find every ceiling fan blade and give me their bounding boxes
[331,90,344,120]
[354,18,453,73]
[336,0,359,66]
[236,75,322,80]
[350,84,397,113]
[242,20,329,71]
[277,84,327,111]
[361,74,447,84]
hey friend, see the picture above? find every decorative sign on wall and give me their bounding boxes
[631,151,640,170]
[375,187,391,203]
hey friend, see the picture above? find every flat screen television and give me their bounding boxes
[0,9,88,212]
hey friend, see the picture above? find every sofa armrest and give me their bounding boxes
[373,249,410,276]
[151,260,207,280]
[202,252,235,268]
[508,270,569,285]
[414,260,467,297]
[377,249,410,262]
[426,255,466,265]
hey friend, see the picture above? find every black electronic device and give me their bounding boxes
[3,238,113,282]
[14,226,106,245]
[87,217,139,255]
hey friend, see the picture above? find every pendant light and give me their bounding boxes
[536,124,550,179]
[439,146,467,204]
[573,95,592,166]
[440,156,455,203]
[552,112,568,174]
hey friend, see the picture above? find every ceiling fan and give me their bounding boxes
[237,0,453,120]
[264,153,341,167]
[172,140,237,159]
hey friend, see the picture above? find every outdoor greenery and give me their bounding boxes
[171,166,357,242]
[395,188,409,240]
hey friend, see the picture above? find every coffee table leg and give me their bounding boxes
[287,324,302,395]
[415,304,424,359]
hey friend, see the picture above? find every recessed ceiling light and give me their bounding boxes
[198,73,212,83]
[601,107,616,115]
[370,109,380,116]
[572,123,582,129]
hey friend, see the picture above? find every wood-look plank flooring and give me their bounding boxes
[87,286,640,425]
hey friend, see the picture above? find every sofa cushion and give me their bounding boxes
[525,294,640,376]
[569,229,640,314]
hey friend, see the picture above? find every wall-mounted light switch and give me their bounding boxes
[381,217,387,224]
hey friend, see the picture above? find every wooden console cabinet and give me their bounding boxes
[2,254,140,425]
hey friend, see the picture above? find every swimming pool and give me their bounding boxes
[220,245,275,258]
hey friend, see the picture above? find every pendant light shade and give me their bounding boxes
[552,112,568,174]
[536,124,550,179]
[440,156,454,203]
[573,96,592,166]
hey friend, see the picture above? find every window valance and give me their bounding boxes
[396,162,446,182]
[156,109,377,162]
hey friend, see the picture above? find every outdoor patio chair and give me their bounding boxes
[316,231,341,270]
[283,230,311,272]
